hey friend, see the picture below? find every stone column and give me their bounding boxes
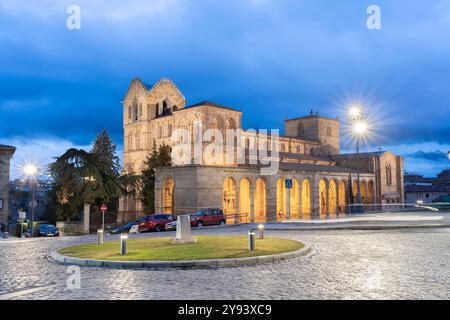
[267,176,277,222]
[83,203,90,234]
[325,181,330,218]
[312,176,320,219]
[250,184,255,224]
[298,178,303,219]
[235,184,240,224]
[336,183,341,215]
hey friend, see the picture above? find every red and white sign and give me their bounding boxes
[100,204,108,213]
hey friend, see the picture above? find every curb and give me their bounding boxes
[264,224,450,231]
[49,243,312,269]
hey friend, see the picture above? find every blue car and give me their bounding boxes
[37,224,59,237]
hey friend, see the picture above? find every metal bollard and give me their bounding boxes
[248,229,255,251]
[258,224,264,239]
[120,234,128,255]
[97,229,104,245]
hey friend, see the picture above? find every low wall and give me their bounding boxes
[56,221,85,236]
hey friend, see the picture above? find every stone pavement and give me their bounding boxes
[1,226,449,300]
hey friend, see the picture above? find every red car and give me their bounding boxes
[190,208,226,228]
[138,214,174,232]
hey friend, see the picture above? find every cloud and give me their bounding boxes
[406,150,448,162]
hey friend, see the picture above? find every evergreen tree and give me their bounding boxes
[135,142,172,213]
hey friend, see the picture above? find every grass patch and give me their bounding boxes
[58,236,304,261]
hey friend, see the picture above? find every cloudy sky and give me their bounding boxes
[1,0,450,178]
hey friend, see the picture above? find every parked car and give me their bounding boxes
[190,209,226,228]
[165,220,177,231]
[138,214,174,232]
[129,224,140,234]
[37,224,59,237]
[109,221,139,234]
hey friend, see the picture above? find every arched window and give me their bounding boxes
[296,145,301,153]
[133,104,138,122]
[281,144,286,152]
[386,163,393,185]
[163,100,168,115]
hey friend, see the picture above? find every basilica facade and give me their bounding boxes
[118,78,404,223]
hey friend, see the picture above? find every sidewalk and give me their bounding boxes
[261,212,450,231]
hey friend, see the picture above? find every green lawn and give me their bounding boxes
[58,236,304,261]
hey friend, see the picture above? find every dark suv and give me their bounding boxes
[138,214,174,232]
[190,209,226,228]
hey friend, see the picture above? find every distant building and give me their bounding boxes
[404,170,450,204]
[0,144,16,228]
[9,179,53,222]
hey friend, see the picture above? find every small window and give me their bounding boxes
[296,146,301,153]
[386,163,393,186]
[327,126,332,137]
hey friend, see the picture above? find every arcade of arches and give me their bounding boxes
[219,176,375,223]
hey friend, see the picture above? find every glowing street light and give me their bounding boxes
[348,108,370,214]
[23,163,39,237]
[349,106,362,119]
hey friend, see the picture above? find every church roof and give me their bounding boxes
[184,101,241,113]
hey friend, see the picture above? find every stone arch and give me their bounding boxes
[319,179,328,217]
[239,178,251,223]
[329,179,337,216]
[338,180,347,214]
[209,116,223,130]
[163,177,175,215]
[223,177,236,224]
[254,178,266,223]
[302,179,311,219]
[224,118,236,130]
[276,178,287,221]
[290,179,300,220]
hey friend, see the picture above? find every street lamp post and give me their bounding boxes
[349,108,368,214]
[23,164,38,237]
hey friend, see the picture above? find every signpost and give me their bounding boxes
[285,179,293,220]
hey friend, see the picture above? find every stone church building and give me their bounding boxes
[118,78,404,223]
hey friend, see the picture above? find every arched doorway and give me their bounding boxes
[352,180,358,200]
[254,178,266,222]
[319,179,327,217]
[276,178,287,221]
[290,179,300,220]
[239,178,251,223]
[338,180,346,214]
[329,180,337,217]
[223,178,236,224]
[302,179,311,219]
[163,178,175,214]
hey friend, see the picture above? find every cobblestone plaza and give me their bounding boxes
[1,226,449,300]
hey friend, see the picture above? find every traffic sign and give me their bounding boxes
[285,179,293,189]
[100,204,108,213]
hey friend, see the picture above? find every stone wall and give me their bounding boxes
[0,145,15,225]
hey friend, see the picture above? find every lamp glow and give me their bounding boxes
[353,121,368,135]
[349,107,361,118]
[23,164,38,177]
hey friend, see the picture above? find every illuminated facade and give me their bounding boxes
[118,78,404,223]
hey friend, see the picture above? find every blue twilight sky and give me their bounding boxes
[1,0,450,178]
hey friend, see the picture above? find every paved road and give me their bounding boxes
[0,227,449,300]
